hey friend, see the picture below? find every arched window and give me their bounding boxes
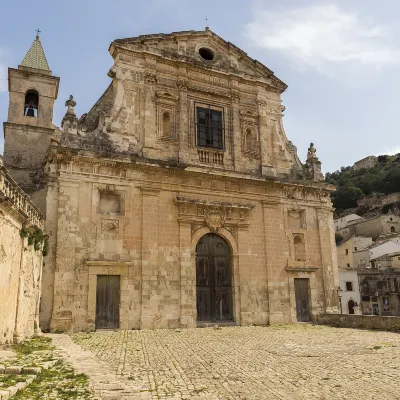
[24,90,39,117]
[162,112,171,136]
[348,300,355,314]
[391,226,396,233]
[245,128,253,152]
[294,234,306,262]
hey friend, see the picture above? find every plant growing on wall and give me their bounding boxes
[20,225,49,256]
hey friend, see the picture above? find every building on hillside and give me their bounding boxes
[336,214,400,241]
[369,240,400,262]
[338,269,361,314]
[2,29,339,332]
[352,156,377,171]
[336,237,373,269]
[334,214,363,232]
[0,156,45,343]
[357,192,400,208]
[371,252,400,269]
[336,237,371,314]
[358,268,400,316]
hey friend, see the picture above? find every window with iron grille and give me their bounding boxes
[196,106,223,150]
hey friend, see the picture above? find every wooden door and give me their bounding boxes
[95,275,120,329]
[196,234,233,322]
[294,278,310,322]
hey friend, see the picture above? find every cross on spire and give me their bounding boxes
[35,29,41,39]
[205,17,209,29]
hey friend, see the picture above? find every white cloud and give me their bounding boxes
[245,4,399,73]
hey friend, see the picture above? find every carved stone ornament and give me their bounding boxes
[204,210,225,232]
[101,219,119,233]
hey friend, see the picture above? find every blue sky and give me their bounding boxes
[1,0,400,173]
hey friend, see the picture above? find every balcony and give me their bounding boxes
[198,148,224,166]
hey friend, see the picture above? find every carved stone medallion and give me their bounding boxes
[204,210,225,232]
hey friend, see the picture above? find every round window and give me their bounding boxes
[199,47,214,61]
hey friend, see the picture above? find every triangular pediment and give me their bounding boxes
[111,29,287,92]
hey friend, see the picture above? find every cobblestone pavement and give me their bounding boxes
[51,325,400,400]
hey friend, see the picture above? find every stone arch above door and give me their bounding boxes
[191,227,238,257]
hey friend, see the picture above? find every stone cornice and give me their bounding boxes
[110,45,285,93]
[48,146,334,206]
[3,122,55,135]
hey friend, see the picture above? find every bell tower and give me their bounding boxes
[3,32,59,185]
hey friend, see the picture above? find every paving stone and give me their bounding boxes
[49,325,400,400]
[4,366,21,375]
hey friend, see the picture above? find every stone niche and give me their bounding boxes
[99,191,121,215]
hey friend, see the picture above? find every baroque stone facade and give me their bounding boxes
[2,29,338,332]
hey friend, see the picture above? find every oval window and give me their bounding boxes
[199,47,214,61]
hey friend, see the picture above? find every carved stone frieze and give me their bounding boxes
[175,196,254,234]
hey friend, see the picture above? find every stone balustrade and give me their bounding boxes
[198,148,224,165]
[0,157,44,228]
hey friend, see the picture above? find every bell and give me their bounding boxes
[26,106,35,117]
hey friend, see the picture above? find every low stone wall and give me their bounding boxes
[316,313,400,331]
[0,157,45,343]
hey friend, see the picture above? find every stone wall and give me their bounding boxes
[45,152,338,332]
[0,157,45,343]
[316,313,400,331]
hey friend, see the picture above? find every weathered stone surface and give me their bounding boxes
[2,29,339,333]
[52,326,400,399]
[0,159,45,344]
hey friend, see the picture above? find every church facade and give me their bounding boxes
[2,29,339,332]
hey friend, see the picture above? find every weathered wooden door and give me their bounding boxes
[95,275,120,329]
[294,278,310,322]
[196,234,233,322]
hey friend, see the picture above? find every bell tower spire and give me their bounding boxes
[20,30,51,74]
[2,31,59,188]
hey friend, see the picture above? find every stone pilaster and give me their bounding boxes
[262,200,291,324]
[317,207,339,314]
[177,69,189,163]
[140,187,160,329]
[50,181,79,332]
[179,221,196,328]
[258,101,272,177]
[231,89,241,171]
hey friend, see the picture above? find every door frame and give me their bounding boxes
[195,233,234,323]
[190,227,240,327]
[95,275,121,329]
[288,273,317,323]
[86,261,130,331]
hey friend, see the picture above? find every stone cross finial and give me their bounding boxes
[35,29,41,39]
[65,95,76,115]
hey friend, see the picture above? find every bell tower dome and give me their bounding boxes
[3,32,59,185]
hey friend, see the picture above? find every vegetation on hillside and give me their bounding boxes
[325,154,400,211]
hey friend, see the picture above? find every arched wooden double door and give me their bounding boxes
[196,233,233,322]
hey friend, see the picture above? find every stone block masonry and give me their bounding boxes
[0,157,45,344]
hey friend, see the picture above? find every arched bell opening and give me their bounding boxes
[24,90,39,117]
[195,233,233,323]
